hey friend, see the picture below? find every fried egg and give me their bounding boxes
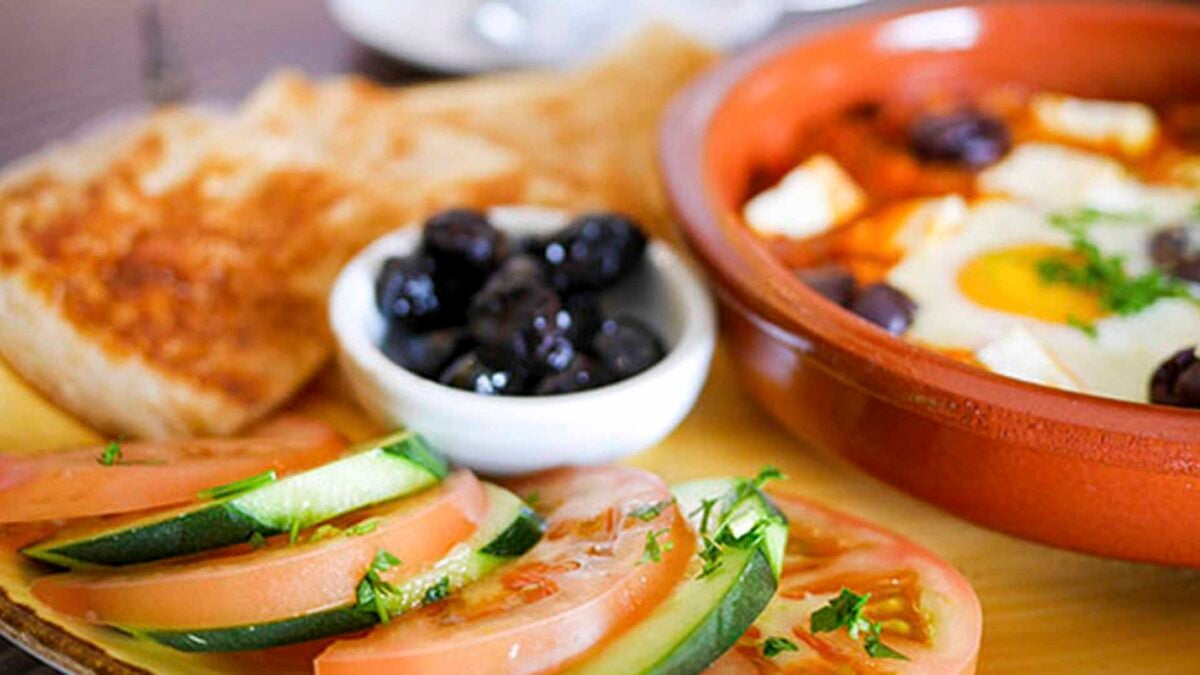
[887,181,1200,401]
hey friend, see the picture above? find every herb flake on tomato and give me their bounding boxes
[811,588,908,660]
[96,439,123,466]
[763,636,799,658]
[356,550,402,624]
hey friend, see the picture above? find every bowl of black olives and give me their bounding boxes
[330,206,716,474]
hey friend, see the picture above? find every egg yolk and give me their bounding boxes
[957,244,1109,324]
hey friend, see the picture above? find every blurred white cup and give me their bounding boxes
[328,0,873,73]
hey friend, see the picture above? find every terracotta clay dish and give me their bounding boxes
[661,0,1200,566]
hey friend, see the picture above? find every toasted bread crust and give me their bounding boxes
[0,111,386,437]
[240,25,717,238]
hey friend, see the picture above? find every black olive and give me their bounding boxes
[1149,347,1200,408]
[1180,259,1200,282]
[439,351,525,395]
[796,264,857,307]
[468,256,574,375]
[513,235,547,258]
[380,325,471,380]
[541,212,648,292]
[591,316,665,380]
[909,109,1011,168]
[1149,226,1200,283]
[563,293,605,345]
[534,355,611,395]
[375,254,471,331]
[1149,226,1188,268]
[422,208,508,278]
[849,283,917,335]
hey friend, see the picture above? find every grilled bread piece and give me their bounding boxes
[240,73,580,219]
[0,109,399,438]
[241,26,716,238]
[394,25,719,238]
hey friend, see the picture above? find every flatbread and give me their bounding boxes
[242,26,717,236]
[0,109,399,438]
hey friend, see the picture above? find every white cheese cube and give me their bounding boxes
[1031,93,1159,157]
[891,195,969,253]
[743,154,866,239]
[975,327,1081,392]
[977,142,1141,211]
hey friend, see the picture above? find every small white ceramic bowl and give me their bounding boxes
[329,206,716,475]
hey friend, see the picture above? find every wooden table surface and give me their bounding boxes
[3,1,1200,674]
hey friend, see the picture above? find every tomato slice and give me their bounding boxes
[708,490,981,675]
[315,467,694,675]
[31,471,486,629]
[0,416,345,523]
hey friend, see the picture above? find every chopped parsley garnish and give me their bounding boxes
[308,524,343,544]
[690,466,787,580]
[729,465,786,508]
[421,576,451,605]
[688,497,720,536]
[751,465,786,488]
[1049,206,1150,228]
[197,470,277,501]
[640,528,673,564]
[372,549,401,571]
[96,440,123,466]
[1066,315,1098,338]
[248,531,267,550]
[1038,207,1199,316]
[356,550,402,623]
[307,517,379,545]
[524,491,541,507]
[628,499,675,522]
[345,518,381,537]
[862,623,909,660]
[762,636,799,658]
[715,515,775,550]
[810,588,908,661]
[696,535,724,579]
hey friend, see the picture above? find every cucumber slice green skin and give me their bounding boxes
[571,478,787,675]
[130,487,542,652]
[479,505,543,557]
[22,432,447,568]
[638,548,776,675]
[137,607,378,653]
[26,503,264,569]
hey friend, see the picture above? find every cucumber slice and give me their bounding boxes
[22,432,447,568]
[571,478,787,675]
[130,483,541,652]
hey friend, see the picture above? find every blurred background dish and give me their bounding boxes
[327,0,875,72]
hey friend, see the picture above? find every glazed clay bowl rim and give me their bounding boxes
[662,0,1200,476]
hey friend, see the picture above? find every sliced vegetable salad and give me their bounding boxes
[2,421,981,674]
